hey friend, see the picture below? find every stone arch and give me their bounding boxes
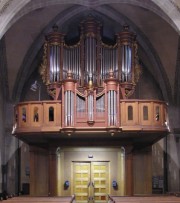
[0,0,180,40]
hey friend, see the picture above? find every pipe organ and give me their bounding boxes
[40,15,141,132]
[12,16,169,199]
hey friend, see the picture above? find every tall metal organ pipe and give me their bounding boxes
[108,90,117,126]
[121,45,132,82]
[50,45,60,82]
[117,24,136,84]
[64,90,74,126]
[100,47,118,80]
[85,37,97,84]
[88,94,94,121]
[63,46,81,80]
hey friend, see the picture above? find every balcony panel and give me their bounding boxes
[120,101,139,126]
[14,101,62,131]
[120,100,167,131]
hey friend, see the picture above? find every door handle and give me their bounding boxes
[88,181,91,187]
[88,181,94,187]
[88,196,94,202]
[88,196,91,202]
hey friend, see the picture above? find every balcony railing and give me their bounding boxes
[12,99,168,135]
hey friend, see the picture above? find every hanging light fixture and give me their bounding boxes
[30,80,41,101]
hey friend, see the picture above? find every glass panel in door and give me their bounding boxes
[73,162,90,203]
[91,162,109,203]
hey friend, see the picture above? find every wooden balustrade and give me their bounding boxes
[13,101,62,133]
[12,99,168,135]
[120,100,167,131]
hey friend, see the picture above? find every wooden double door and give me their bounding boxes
[73,162,109,203]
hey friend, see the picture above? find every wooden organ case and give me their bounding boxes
[39,16,142,135]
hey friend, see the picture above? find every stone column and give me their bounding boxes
[166,104,180,192]
[118,147,125,196]
[56,147,63,196]
[0,37,6,193]
[48,147,57,196]
[125,146,133,196]
[167,133,180,191]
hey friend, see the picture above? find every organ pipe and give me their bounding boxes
[85,37,97,85]
[121,45,132,82]
[76,95,85,118]
[49,45,60,82]
[105,69,119,127]
[88,94,94,121]
[96,95,105,113]
[108,90,117,126]
[40,17,140,101]
[100,46,118,80]
[63,45,81,80]
[63,71,75,127]
[45,25,64,84]
[117,24,136,83]
[64,91,74,126]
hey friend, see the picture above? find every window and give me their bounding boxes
[143,106,148,120]
[128,106,133,120]
[49,107,54,121]
[34,107,39,122]
[155,106,160,121]
[22,107,26,122]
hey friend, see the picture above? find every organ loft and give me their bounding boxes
[12,16,168,202]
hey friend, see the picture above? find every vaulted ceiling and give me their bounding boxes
[0,0,180,104]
